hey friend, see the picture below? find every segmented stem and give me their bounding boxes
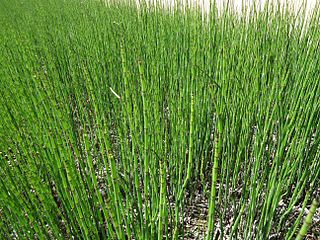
[296,198,319,240]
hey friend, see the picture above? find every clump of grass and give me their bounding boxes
[0,0,320,239]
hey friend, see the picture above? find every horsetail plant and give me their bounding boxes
[0,0,320,239]
[296,198,319,240]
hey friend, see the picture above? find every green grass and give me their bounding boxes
[0,0,319,239]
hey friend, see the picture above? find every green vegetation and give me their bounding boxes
[296,198,319,240]
[0,0,319,239]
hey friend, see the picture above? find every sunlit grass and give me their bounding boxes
[0,0,319,239]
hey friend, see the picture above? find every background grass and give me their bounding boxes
[0,0,319,239]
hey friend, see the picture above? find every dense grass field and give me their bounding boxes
[0,0,319,239]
